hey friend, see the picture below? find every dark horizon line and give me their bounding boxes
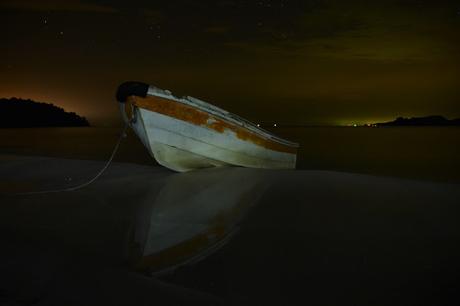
[2,97,460,128]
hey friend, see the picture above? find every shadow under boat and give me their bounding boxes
[125,167,273,275]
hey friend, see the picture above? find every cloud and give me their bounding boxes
[205,26,230,34]
[220,0,459,62]
[140,8,165,23]
[0,0,117,13]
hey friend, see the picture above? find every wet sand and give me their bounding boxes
[1,155,459,305]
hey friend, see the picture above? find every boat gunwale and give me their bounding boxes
[146,87,299,148]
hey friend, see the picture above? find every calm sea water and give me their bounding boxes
[1,126,459,182]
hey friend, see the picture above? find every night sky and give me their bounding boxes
[1,0,459,126]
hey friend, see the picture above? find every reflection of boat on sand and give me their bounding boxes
[116,81,298,172]
[128,168,271,274]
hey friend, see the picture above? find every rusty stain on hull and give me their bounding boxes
[128,95,297,154]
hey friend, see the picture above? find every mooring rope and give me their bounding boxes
[2,122,129,196]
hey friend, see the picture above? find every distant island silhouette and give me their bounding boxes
[0,98,89,128]
[376,116,460,127]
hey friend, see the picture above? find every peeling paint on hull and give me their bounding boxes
[124,87,298,172]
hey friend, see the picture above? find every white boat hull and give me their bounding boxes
[118,82,298,172]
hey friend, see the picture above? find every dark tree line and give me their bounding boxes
[0,98,90,128]
[377,115,460,126]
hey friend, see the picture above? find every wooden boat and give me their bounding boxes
[116,81,298,172]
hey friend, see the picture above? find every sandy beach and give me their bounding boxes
[1,154,459,305]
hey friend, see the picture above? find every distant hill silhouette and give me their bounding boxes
[0,98,89,128]
[376,116,460,127]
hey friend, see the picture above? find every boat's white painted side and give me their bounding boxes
[132,106,296,172]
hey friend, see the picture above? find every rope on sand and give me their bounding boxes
[3,122,129,196]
